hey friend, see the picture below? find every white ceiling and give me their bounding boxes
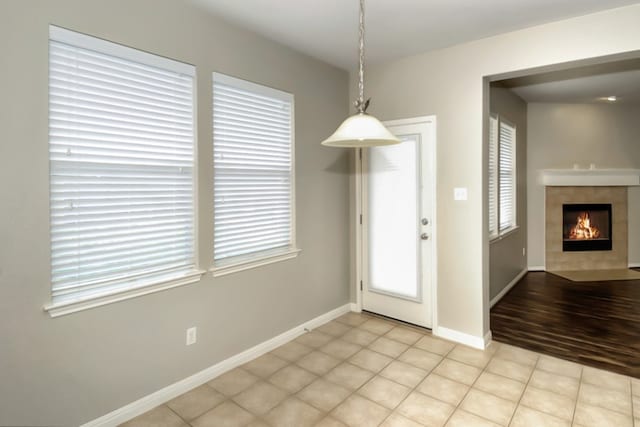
[509,71,640,104]
[500,60,640,104]
[189,0,639,70]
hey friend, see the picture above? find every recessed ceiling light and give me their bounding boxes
[607,96,617,102]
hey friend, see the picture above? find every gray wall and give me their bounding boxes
[489,87,528,301]
[0,1,349,425]
[350,4,640,341]
[527,103,640,268]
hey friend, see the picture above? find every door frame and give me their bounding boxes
[354,115,438,331]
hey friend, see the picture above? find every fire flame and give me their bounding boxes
[569,212,600,240]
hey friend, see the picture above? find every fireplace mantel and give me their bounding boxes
[541,169,640,186]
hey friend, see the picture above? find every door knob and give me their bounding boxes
[421,218,429,225]
[420,233,429,240]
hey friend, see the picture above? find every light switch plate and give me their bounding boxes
[186,327,197,345]
[454,187,468,201]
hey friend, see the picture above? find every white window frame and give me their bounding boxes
[211,73,299,277]
[44,26,204,317]
[489,114,518,241]
[489,114,499,239]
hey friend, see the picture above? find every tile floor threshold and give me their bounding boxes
[122,311,640,427]
[490,270,640,379]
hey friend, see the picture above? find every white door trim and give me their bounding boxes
[354,146,364,313]
[354,115,437,331]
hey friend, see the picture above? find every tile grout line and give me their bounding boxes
[128,300,640,426]
[169,380,234,426]
[437,343,478,427]
[374,335,459,427]
[630,379,636,427]
[239,350,306,424]
[202,318,505,426]
[490,270,640,380]
[434,343,552,426]
[278,316,400,424]
[164,403,188,426]
[327,322,436,426]
[439,342,527,427]
[504,353,538,427]
[311,317,475,425]
[186,326,340,426]
[267,321,542,426]
[199,328,338,425]
[573,367,636,420]
[571,365,584,426]
[168,314,609,427]
[272,322,373,420]
[230,320,537,426]
[268,325,363,424]
[323,336,395,424]
[139,315,433,425]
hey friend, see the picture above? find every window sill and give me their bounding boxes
[44,269,206,318]
[211,248,301,277]
[490,225,520,244]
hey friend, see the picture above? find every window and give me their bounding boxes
[488,116,499,237]
[47,26,200,313]
[489,115,516,238]
[212,73,297,273]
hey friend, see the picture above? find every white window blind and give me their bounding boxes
[49,26,197,305]
[488,116,499,237]
[212,73,294,264]
[499,120,516,232]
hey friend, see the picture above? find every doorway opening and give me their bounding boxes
[487,54,640,376]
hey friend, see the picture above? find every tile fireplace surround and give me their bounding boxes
[545,186,628,271]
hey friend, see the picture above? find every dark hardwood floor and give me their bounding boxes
[490,271,640,378]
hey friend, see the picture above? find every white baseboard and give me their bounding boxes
[484,331,493,348]
[434,326,491,350]
[82,303,351,427]
[490,268,528,308]
[349,302,361,313]
[530,264,640,270]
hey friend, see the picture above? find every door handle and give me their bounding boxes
[420,233,429,240]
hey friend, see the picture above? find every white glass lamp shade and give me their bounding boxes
[321,113,401,147]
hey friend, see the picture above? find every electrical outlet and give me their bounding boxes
[186,327,197,346]
[453,187,468,201]
[522,247,526,256]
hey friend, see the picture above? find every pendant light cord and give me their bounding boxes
[355,0,369,113]
[320,0,400,147]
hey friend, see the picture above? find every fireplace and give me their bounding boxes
[546,186,626,271]
[562,203,612,252]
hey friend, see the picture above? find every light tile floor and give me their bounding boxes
[122,312,640,427]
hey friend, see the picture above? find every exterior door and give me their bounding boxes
[361,118,435,328]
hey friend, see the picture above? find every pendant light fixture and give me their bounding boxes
[321,0,401,147]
